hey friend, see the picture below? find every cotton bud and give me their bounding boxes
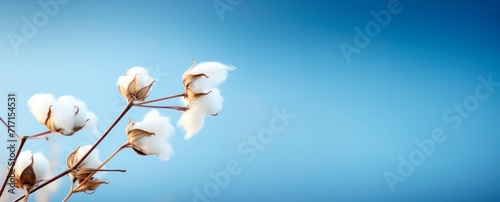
[117,67,155,101]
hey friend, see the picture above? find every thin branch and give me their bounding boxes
[0,117,21,139]
[63,178,76,202]
[84,169,126,173]
[14,100,134,202]
[28,130,52,138]
[133,104,188,111]
[135,93,185,105]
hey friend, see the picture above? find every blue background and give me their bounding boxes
[1,0,500,201]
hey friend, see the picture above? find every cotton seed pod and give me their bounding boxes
[44,105,89,136]
[182,59,212,102]
[125,119,155,156]
[13,151,49,190]
[67,146,108,194]
[117,67,155,101]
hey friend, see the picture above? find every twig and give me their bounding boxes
[135,93,185,105]
[133,104,188,111]
[62,178,76,202]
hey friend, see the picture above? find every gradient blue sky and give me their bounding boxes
[1,0,500,201]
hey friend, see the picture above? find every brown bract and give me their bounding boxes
[67,147,108,194]
[45,105,89,136]
[119,74,155,101]
[14,156,41,189]
[125,119,155,156]
[182,59,212,102]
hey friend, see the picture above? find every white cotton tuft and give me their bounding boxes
[14,150,49,181]
[28,93,56,124]
[28,93,98,135]
[194,88,223,115]
[187,62,235,93]
[132,110,174,161]
[177,108,205,140]
[177,89,223,139]
[32,152,50,181]
[76,145,106,178]
[117,67,155,91]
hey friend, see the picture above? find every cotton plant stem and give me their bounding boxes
[14,101,134,202]
[74,142,130,192]
[27,130,52,139]
[133,104,188,111]
[62,178,76,202]
[135,93,185,105]
[0,137,26,197]
[22,185,30,202]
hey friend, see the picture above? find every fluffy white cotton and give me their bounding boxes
[178,89,223,139]
[28,93,56,124]
[179,61,233,139]
[28,93,98,135]
[76,145,105,178]
[14,150,49,181]
[117,67,154,91]
[177,107,205,140]
[187,62,235,93]
[131,110,174,161]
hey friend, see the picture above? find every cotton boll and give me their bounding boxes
[177,89,224,139]
[117,67,154,90]
[49,102,78,134]
[188,62,235,93]
[28,93,56,124]
[131,110,174,161]
[28,93,98,135]
[14,150,35,177]
[76,145,102,169]
[177,107,206,139]
[76,145,105,178]
[14,150,49,182]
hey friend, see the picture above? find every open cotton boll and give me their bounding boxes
[14,150,49,181]
[76,145,106,178]
[188,62,235,93]
[14,150,34,177]
[117,67,154,90]
[178,88,224,139]
[177,107,205,140]
[28,93,56,124]
[28,93,98,135]
[132,110,174,161]
[49,102,79,134]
